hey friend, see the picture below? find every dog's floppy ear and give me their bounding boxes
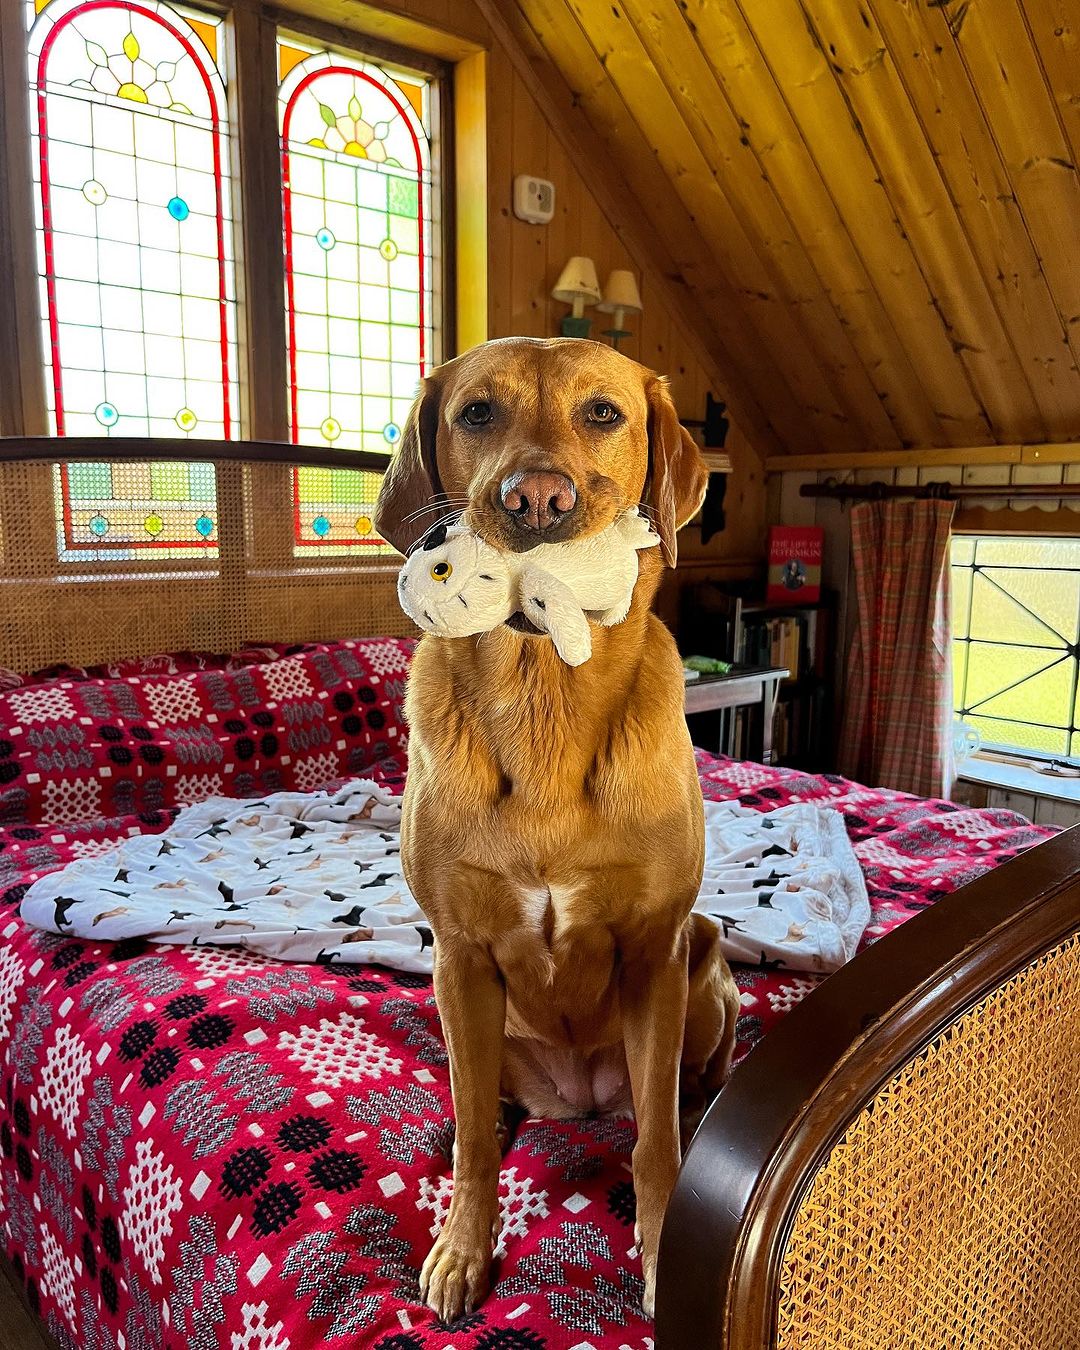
[643,376,709,568]
[374,376,444,555]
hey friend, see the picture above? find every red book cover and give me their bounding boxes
[767,526,823,604]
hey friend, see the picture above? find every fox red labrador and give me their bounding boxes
[375,336,739,1321]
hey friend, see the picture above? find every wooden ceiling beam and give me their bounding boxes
[802,0,1048,444]
[734,0,992,446]
[943,0,1080,361]
[620,0,902,453]
[675,0,946,452]
[765,443,1080,473]
[863,0,1080,432]
[474,0,802,457]
[553,0,863,454]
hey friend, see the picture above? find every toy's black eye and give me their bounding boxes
[430,561,452,581]
[586,401,621,426]
[461,401,492,427]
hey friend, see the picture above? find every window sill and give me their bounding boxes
[958,755,1080,805]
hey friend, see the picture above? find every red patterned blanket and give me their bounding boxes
[0,639,1050,1349]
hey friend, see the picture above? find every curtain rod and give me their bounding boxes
[800,478,1080,502]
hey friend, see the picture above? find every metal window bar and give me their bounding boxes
[951,539,1080,763]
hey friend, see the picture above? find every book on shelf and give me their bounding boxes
[766,526,824,605]
[736,611,823,683]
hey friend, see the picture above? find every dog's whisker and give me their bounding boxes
[401,498,470,525]
[407,510,466,556]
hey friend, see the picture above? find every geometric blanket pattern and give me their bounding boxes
[0,637,1052,1348]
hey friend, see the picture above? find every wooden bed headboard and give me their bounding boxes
[0,438,414,673]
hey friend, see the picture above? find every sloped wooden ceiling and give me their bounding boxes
[483,0,1080,457]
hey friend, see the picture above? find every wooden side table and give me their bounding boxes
[683,666,789,764]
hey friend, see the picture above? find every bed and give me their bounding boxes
[0,632,1070,1350]
[1,441,1077,1350]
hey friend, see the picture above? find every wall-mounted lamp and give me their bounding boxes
[551,256,601,337]
[597,270,643,349]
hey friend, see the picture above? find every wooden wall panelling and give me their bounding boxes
[485,57,515,340]
[865,0,1080,432]
[618,0,900,453]
[478,0,797,454]
[509,69,549,337]
[802,0,1048,444]
[558,0,864,454]
[676,1,945,451]
[707,0,995,446]
[943,0,1080,338]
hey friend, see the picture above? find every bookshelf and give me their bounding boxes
[679,583,837,770]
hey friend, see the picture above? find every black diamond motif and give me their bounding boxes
[221,1146,272,1198]
[101,1218,121,1262]
[251,1181,302,1237]
[187,1013,235,1048]
[276,1115,331,1153]
[140,1047,180,1088]
[307,1150,366,1194]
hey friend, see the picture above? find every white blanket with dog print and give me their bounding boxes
[21,783,868,974]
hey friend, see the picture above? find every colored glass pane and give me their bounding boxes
[27,0,236,559]
[278,35,436,553]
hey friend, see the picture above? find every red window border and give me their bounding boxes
[281,64,426,549]
[35,0,232,551]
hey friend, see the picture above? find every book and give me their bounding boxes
[767,526,824,605]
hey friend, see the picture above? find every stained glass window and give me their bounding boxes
[951,536,1080,758]
[27,0,237,559]
[278,36,436,552]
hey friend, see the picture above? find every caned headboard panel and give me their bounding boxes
[658,825,1080,1349]
[0,438,415,673]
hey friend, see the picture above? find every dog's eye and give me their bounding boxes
[460,401,492,427]
[586,401,621,426]
[430,561,453,582]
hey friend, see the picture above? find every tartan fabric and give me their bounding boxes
[839,499,957,797]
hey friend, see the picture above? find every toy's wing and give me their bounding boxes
[517,566,593,667]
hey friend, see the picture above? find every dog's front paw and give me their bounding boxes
[420,1222,495,1323]
[635,1221,657,1320]
[641,1257,657,1320]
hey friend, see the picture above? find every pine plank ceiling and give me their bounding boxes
[496,0,1080,457]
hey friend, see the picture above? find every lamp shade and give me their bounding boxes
[597,269,642,315]
[551,256,601,305]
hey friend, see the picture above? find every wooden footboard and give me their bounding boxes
[657,826,1080,1349]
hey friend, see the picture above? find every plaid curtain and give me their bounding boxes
[838,499,956,797]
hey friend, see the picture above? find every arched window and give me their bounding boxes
[278,37,435,550]
[28,0,236,556]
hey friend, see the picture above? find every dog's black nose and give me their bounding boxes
[499,471,577,532]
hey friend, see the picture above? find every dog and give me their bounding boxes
[375,336,740,1322]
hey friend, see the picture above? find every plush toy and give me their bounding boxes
[397,509,658,666]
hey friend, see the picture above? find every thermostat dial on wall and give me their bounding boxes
[513,175,555,224]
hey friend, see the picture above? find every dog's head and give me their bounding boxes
[374,337,708,567]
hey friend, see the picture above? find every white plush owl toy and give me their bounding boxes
[397,509,658,666]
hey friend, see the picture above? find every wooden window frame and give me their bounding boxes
[0,0,487,577]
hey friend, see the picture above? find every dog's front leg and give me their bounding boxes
[620,931,689,1318]
[421,937,506,1322]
